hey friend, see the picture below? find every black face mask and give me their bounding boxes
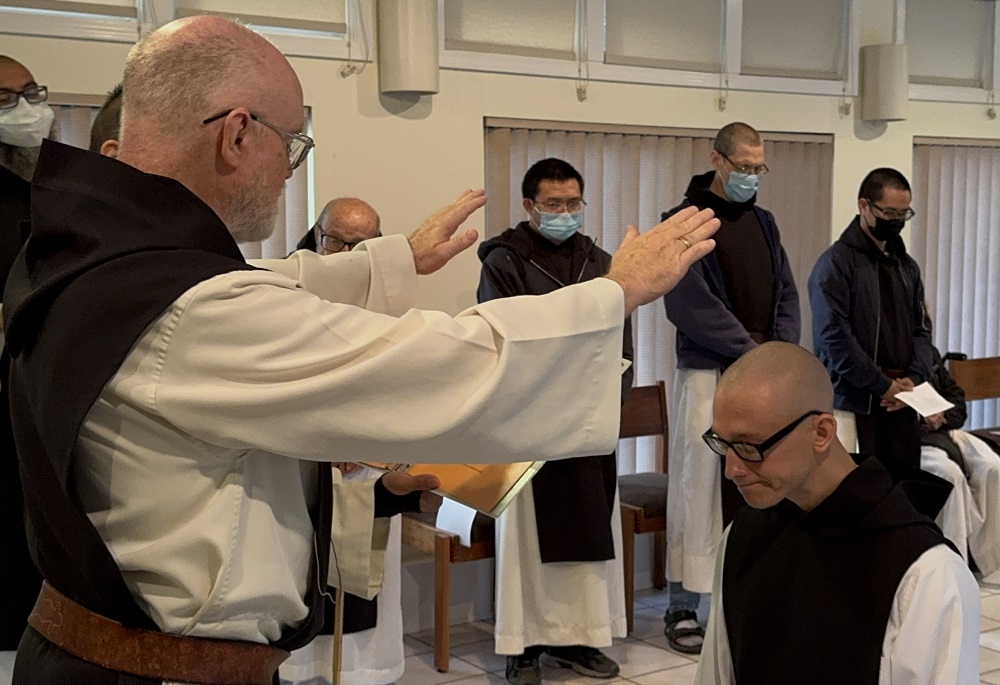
[869,215,905,242]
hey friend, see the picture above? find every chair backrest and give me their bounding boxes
[947,356,1000,402]
[618,381,669,472]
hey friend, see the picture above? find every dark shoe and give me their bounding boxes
[506,653,542,685]
[664,608,704,655]
[541,646,619,678]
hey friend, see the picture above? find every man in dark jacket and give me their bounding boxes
[0,54,49,671]
[661,122,800,654]
[809,168,932,469]
[478,158,633,685]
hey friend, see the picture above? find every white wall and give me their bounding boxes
[4,0,1000,630]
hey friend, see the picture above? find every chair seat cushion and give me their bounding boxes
[618,472,669,519]
[408,510,496,544]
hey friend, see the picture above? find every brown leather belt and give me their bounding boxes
[881,367,906,379]
[28,582,289,685]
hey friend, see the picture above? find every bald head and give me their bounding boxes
[315,197,381,254]
[717,342,833,421]
[0,55,50,181]
[117,16,306,243]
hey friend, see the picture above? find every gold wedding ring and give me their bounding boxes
[678,236,693,249]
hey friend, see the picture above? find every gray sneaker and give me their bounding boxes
[541,646,620,678]
[506,653,542,685]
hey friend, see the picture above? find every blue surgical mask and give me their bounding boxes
[723,171,760,204]
[535,210,582,242]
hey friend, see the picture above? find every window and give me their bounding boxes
[443,0,576,59]
[604,0,721,73]
[174,0,346,34]
[740,0,849,80]
[485,119,833,473]
[1,0,135,17]
[906,0,994,89]
[911,139,1000,429]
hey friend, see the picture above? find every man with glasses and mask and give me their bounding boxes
[477,158,633,685]
[296,197,382,255]
[694,342,978,685]
[0,55,50,683]
[3,16,719,685]
[809,168,931,469]
[660,122,800,654]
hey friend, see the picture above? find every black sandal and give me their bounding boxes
[664,609,704,654]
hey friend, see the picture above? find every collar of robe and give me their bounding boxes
[3,139,245,357]
[776,455,952,537]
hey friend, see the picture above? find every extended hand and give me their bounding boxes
[604,206,720,315]
[380,471,443,513]
[407,189,487,275]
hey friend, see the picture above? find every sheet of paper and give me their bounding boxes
[435,498,478,547]
[895,382,955,418]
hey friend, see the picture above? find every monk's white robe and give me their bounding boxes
[666,367,723,592]
[494,486,627,655]
[74,235,626,644]
[922,430,1000,578]
[281,467,404,685]
[695,531,980,685]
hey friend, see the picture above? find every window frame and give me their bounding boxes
[900,0,1000,104]
[439,0,862,99]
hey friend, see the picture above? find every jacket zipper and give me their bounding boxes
[527,254,592,288]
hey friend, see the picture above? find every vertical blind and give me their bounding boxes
[485,119,833,474]
[49,102,311,260]
[912,139,1000,429]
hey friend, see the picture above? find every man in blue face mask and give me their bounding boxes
[659,122,801,655]
[476,158,633,685]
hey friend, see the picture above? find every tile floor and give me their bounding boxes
[399,583,1000,685]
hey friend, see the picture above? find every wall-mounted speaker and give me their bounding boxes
[860,43,908,122]
[377,0,439,95]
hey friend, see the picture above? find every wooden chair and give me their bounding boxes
[399,511,495,672]
[615,381,669,634]
[400,382,670,670]
[946,354,1000,452]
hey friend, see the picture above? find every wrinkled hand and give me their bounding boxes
[880,378,915,412]
[380,471,443,513]
[604,206,720,315]
[332,462,364,475]
[923,412,945,431]
[407,189,487,275]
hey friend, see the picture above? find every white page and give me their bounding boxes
[435,498,478,547]
[895,382,955,418]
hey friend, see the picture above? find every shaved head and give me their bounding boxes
[717,342,834,422]
[117,16,305,243]
[713,122,763,158]
[712,342,852,512]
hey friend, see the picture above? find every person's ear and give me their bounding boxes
[522,198,535,216]
[100,139,119,159]
[218,109,254,170]
[813,413,837,453]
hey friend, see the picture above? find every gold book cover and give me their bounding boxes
[361,461,543,518]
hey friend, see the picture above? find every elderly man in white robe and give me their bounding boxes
[4,16,720,685]
[281,197,409,685]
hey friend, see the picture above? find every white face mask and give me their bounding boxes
[0,99,55,148]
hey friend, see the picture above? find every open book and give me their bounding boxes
[363,461,543,518]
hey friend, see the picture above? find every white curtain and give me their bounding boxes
[48,102,311,258]
[912,140,1000,429]
[485,120,833,474]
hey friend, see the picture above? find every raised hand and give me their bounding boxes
[604,206,720,315]
[407,189,487,275]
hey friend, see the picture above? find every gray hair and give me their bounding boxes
[713,122,763,157]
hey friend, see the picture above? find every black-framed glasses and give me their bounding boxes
[202,109,314,171]
[868,201,916,222]
[721,152,769,177]
[533,199,587,213]
[0,85,48,111]
[702,410,824,462]
[314,222,382,253]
